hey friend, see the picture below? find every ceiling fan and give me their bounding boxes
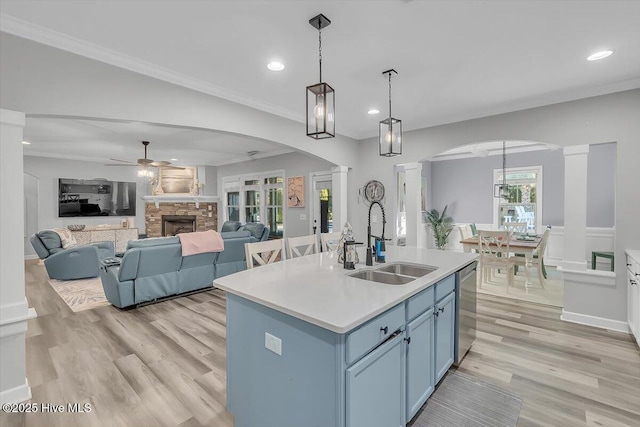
[105,141,184,169]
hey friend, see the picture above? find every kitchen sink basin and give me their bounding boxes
[348,270,415,285]
[348,263,438,285]
[376,263,438,278]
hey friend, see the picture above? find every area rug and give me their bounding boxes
[410,371,522,427]
[48,277,110,312]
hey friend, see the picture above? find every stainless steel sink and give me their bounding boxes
[348,262,438,285]
[348,270,415,285]
[376,263,438,278]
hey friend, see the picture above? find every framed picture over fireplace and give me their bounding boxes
[154,167,199,195]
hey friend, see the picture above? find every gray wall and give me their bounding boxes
[216,152,335,238]
[426,143,616,227]
[428,149,565,225]
[587,142,616,227]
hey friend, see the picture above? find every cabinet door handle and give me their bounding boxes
[434,310,439,317]
[631,280,637,286]
[404,337,411,345]
[439,307,445,313]
[380,326,388,335]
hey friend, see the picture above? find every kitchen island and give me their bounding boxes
[214,246,478,427]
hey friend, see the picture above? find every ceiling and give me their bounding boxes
[2,1,639,142]
[22,117,293,166]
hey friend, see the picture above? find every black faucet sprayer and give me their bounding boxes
[366,201,387,266]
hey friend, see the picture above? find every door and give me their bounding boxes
[434,291,456,383]
[346,333,405,427]
[406,308,434,422]
[310,172,333,243]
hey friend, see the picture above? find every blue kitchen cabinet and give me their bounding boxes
[346,332,406,427]
[434,291,456,383]
[405,307,434,421]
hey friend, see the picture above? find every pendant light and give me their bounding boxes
[379,69,402,156]
[306,14,335,139]
[494,141,510,200]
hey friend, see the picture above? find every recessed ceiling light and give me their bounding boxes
[22,141,31,145]
[267,61,285,71]
[170,158,178,161]
[368,109,380,115]
[587,50,613,61]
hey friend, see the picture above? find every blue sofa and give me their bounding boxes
[30,230,115,280]
[221,221,270,241]
[100,230,263,308]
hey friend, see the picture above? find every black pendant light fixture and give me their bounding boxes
[494,141,510,200]
[379,69,402,156]
[306,14,335,139]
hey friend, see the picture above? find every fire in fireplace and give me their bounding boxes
[162,215,197,236]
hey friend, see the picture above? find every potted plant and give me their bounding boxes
[424,205,454,250]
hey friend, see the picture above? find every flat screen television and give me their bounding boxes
[58,178,136,217]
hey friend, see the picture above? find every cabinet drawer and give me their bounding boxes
[346,303,405,365]
[435,275,455,302]
[407,286,435,321]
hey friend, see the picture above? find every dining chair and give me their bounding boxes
[287,234,319,259]
[477,230,516,292]
[459,224,473,240]
[513,228,550,289]
[504,222,528,234]
[320,231,342,252]
[245,239,285,269]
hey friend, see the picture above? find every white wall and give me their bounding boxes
[0,33,360,170]
[354,90,640,323]
[23,156,146,235]
[23,173,39,258]
[216,152,335,239]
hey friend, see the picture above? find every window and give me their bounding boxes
[223,171,285,239]
[494,167,542,231]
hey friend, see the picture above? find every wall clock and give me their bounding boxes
[363,180,385,203]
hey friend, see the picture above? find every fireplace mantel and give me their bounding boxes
[141,195,220,208]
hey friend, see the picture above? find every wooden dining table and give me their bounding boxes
[460,234,543,290]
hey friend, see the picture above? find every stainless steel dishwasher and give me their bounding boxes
[454,261,477,365]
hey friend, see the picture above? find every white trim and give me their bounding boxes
[0,109,25,126]
[561,309,630,333]
[141,195,219,209]
[563,145,590,156]
[559,266,616,287]
[0,380,32,405]
[0,15,314,132]
[24,254,39,261]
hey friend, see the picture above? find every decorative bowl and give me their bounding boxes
[67,224,86,231]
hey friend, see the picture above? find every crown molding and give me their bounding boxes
[0,14,307,125]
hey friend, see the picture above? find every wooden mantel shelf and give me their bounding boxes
[141,195,220,208]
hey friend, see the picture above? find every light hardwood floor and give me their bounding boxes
[2,261,639,427]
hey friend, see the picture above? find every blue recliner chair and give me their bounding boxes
[30,230,115,280]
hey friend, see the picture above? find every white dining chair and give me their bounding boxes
[477,230,516,292]
[513,228,550,289]
[287,234,319,259]
[245,239,285,269]
[320,231,342,252]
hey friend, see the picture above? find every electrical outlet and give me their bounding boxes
[208,212,212,217]
[208,205,212,211]
[300,213,307,220]
[371,214,378,223]
[265,332,282,356]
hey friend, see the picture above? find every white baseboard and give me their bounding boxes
[0,380,32,404]
[561,309,630,333]
[24,254,39,260]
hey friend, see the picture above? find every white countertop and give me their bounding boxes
[626,249,640,264]
[214,246,478,334]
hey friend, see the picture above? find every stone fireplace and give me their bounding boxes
[145,201,217,237]
[162,215,196,236]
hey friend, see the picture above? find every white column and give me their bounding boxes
[404,162,424,247]
[331,165,349,230]
[0,109,36,404]
[562,145,590,271]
